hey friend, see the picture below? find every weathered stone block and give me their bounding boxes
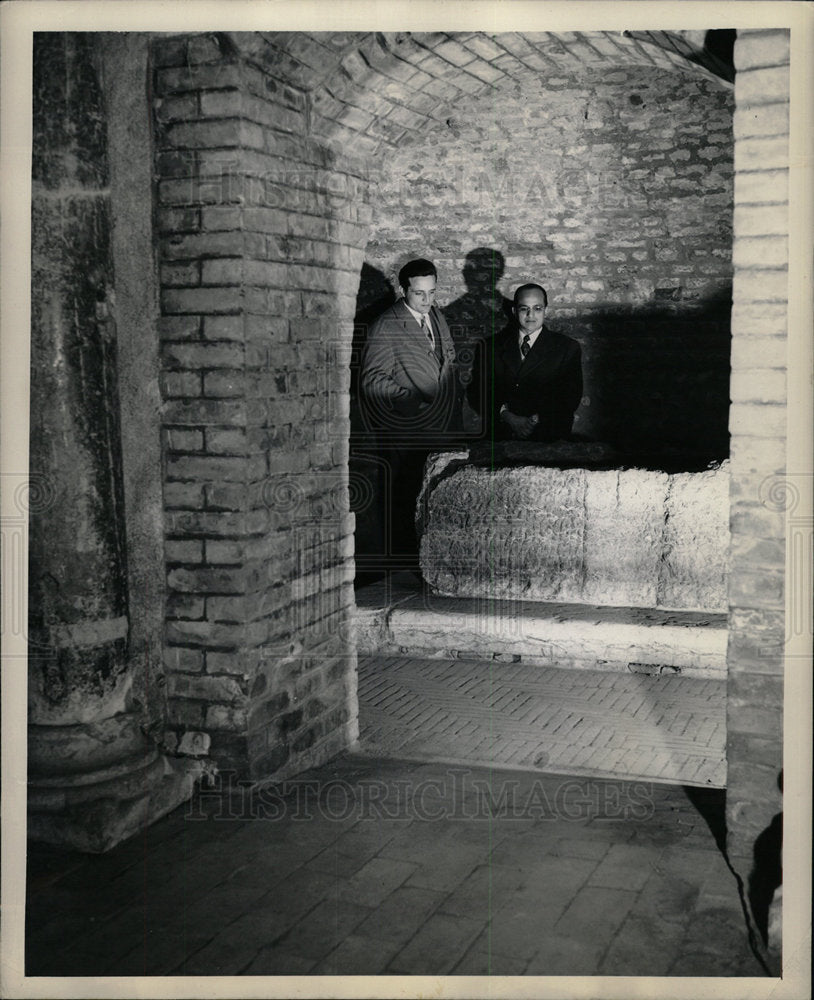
[163,646,204,672]
[167,696,205,728]
[660,467,729,612]
[166,428,204,452]
[729,606,786,644]
[733,137,790,175]
[733,102,789,140]
[162,287,243,315]
[727,635,784,674]
[729,436,785,476]
[205,704,249,731]
[161,261,201,286]
[733,170,788,207]
[583,471,666,608]
[728,569,784,609]
[206,650,250,676]
[730,336,786,370]
[422,457,728,612]
[201,258,244,285]
[161,372,202,398]
[167,454,262,482]
[164,341,245,370]
[728,671,784,706]
[166,593,205,620]
[730,368,787,404]
[162,399,246,426]
[735,31,790,72]
[729,532,785,568]
[729,502,785,540]
[167,566,246,594]
[732,236,788,270]
[177,730,211,756]
[202,374,244,400]
[737,66,790,106]
[165,619,245,647]
[168,671,246,704]
[164,482,205,509]
[729,402,787,438]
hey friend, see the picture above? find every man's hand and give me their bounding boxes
[502,409,539,439]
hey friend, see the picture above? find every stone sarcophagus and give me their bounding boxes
[419,449,729,613]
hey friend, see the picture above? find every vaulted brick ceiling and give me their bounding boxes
[235,30,734,157]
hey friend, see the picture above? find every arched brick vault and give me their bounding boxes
[153,28,735,783]
[151,29,787,924]
[27,29,789,916]
[245,30,732,156]
[246,29,737,465]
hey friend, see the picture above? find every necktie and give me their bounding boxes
[521,334,530,359]
[422,314,435,351]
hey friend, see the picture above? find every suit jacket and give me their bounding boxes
[470,324,582,442]
[360,298,462,440]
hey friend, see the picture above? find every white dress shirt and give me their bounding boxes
[519,326,543,355]
[404,301,435,350]
[500,325,544,419]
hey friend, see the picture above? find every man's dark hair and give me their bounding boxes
[513,282,548,307]
[399,258,437,291]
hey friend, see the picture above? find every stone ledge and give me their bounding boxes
[355,576,727,679]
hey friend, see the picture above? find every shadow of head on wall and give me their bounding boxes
[353,258,732,472]
[356,247,515,348]
[352,251,514,435]
[444,247,513,346]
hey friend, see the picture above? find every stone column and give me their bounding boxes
[28,33,195,852]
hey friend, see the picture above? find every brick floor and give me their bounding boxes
[357,654,727,786]
[25,754,768,980]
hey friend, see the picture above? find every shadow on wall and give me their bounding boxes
[748,771,783,949]
[443,247,513,344]
[683,780,781,972]
[350,261,396,434]
[444,248,513,436]
[348,254,732,580]
[349,262,393,582]
[567,284,732,469]
[750,810,783,946]
[350,250,513,432]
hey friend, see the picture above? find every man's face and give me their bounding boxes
[402,274,436,315]
[514,288,546,335]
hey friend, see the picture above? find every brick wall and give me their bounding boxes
[726,29,789,883]
[153,33,364,778]
[358,65,734,466]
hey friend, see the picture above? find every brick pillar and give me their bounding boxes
[154,33,363,779]
[726,28,789,921]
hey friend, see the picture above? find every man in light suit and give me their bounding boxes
[360,257,461,571]
[470,283,582,443]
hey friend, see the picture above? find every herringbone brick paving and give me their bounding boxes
[357,655,727,786]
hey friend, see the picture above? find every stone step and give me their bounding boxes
[354,574,727,679]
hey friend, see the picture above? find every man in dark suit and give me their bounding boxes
[470,283,582,443]
[360,258,461,571]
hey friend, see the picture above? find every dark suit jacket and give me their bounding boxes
[470,324,582,442]
[360,299,461,440]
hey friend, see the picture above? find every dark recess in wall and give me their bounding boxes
[350,258,732,470]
